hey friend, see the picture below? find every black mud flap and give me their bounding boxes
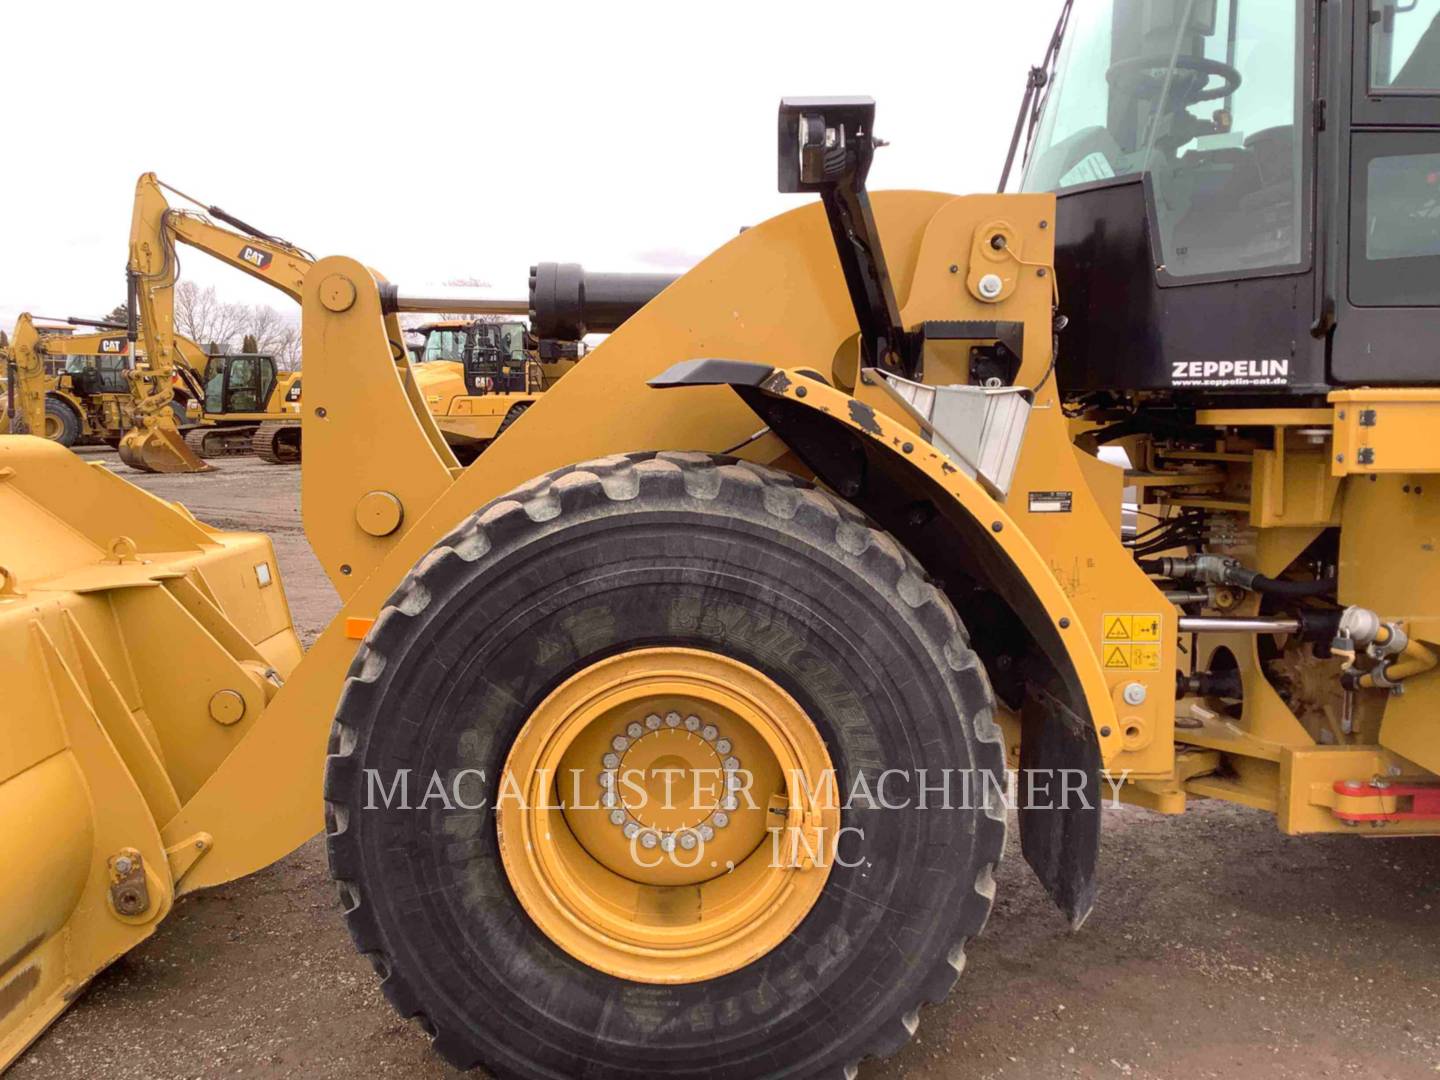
[1019,681,1101,928]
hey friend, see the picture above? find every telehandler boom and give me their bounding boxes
[5,2,1440,1072]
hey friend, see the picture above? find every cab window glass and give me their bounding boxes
[1023,0,1304,278]
[501,323,527,361]
[422,329,465,362]
[204,358,225,413]
[1349,133,1440,306]
[1371,1,1440,90]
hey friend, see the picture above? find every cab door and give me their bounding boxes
[207,356,278,416]
[1332,1,1440,382]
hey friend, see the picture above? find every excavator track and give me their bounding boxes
[184,424,258,459]
[252,420,301,464]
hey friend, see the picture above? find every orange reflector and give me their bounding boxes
[345,617,375,640]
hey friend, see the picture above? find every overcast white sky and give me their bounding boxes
[0,0,1058,331]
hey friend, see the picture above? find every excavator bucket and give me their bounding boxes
[0,435,299,1064]
[117,420,215,474]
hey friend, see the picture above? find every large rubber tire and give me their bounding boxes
[494,400,531,437]
[44,397,81,447]
[325,452,1006,1079]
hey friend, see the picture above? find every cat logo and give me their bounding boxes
[99,337,126,354]
[239,245,273,271]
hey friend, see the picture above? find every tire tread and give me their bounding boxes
[324,451,1007,1078]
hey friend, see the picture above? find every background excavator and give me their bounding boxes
[5,1,1440,1074]
[187,346,303,463]
[126,175,307,468]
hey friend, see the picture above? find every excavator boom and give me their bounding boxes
[123,175,327,471]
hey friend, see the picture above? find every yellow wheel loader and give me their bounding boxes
[6,2,1440,1074]
[2,314,207,453]
[409,318,543,462]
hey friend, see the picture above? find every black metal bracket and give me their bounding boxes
[777,97,919,380]
[919,320,1026,386]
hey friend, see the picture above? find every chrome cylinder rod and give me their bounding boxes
[381,286,529,316]
[1178,616,1301,634]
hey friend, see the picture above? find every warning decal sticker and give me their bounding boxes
[1100,613,1162,670]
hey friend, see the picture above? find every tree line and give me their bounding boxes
[105,281,301,370]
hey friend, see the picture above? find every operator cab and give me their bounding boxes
[1019,0,1440,396]
[64,353,130,396]
[414,319,533,394]
[202,353,278,415]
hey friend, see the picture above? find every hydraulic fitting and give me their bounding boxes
[1332,607,1434,692]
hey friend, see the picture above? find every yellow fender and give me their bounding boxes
[653,360,1121,763]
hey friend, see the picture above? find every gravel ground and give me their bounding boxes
[12,450,1439,1080]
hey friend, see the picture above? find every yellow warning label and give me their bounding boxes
[1103,615,1133,640]
[1130,643,1160,670]
[1099,613,1164,669]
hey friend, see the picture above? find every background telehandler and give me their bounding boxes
[4,1,1440,1075]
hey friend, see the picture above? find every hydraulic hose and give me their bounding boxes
[1140,556,1336,598]
[1238,572,1337,598]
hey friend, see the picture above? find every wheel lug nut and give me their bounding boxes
[665,711,682,728]
[715,738,732,754]
[645,713,662,730]
[623,822,640,839]
[701,724,718,741]
[684,715,701,731]
[609,810,626,826]
[713,812,730,828]
[678,832,698,850]
[626,722,643,738]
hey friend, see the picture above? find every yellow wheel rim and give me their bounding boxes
[498,647,839,983]
[43,414,62,440]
